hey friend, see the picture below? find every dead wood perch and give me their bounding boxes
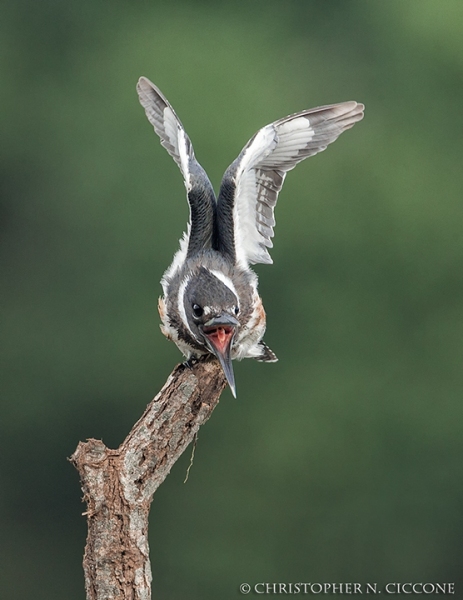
[70,357,226,600]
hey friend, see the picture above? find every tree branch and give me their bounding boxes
[70,357,226,600]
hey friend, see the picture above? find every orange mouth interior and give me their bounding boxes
[203,325,234,355]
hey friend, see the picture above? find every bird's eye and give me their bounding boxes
[234,306,240,315]
[192,304,204,317]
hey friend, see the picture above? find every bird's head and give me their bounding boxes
[182,267,240,396]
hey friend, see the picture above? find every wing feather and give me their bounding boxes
[137,77,216,261]
[217,101,364,266]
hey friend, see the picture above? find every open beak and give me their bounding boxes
[200,313,239,397]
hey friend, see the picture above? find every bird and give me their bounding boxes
[137,77,364,397]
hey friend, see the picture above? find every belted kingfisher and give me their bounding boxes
[137,77,364,397]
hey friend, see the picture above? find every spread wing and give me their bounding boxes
[216,102,365,267]
[137,77,216,259]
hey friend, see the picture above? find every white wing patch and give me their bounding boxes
[177,127,191,191]
[263,117,314,166]
[163,106,179,155]
[233,170,271,267]
[232,125,277,267]
[235,126,276,180]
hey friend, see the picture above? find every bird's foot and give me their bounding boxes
[183,356,200,370]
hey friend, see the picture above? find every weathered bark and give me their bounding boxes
[70,357,226,600]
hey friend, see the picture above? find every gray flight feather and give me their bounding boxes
[137,77,216,258]
[217,101,365,267]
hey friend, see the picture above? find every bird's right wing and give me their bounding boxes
[137,77,216,259]
[216,102,364,267]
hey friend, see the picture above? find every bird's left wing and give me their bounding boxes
[137,77,216,259]
[216,102,364,267]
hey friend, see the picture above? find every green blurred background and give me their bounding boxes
[2,0,463,598]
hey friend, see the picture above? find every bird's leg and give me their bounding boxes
[183,354,212,369]
[183,356,200,370]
